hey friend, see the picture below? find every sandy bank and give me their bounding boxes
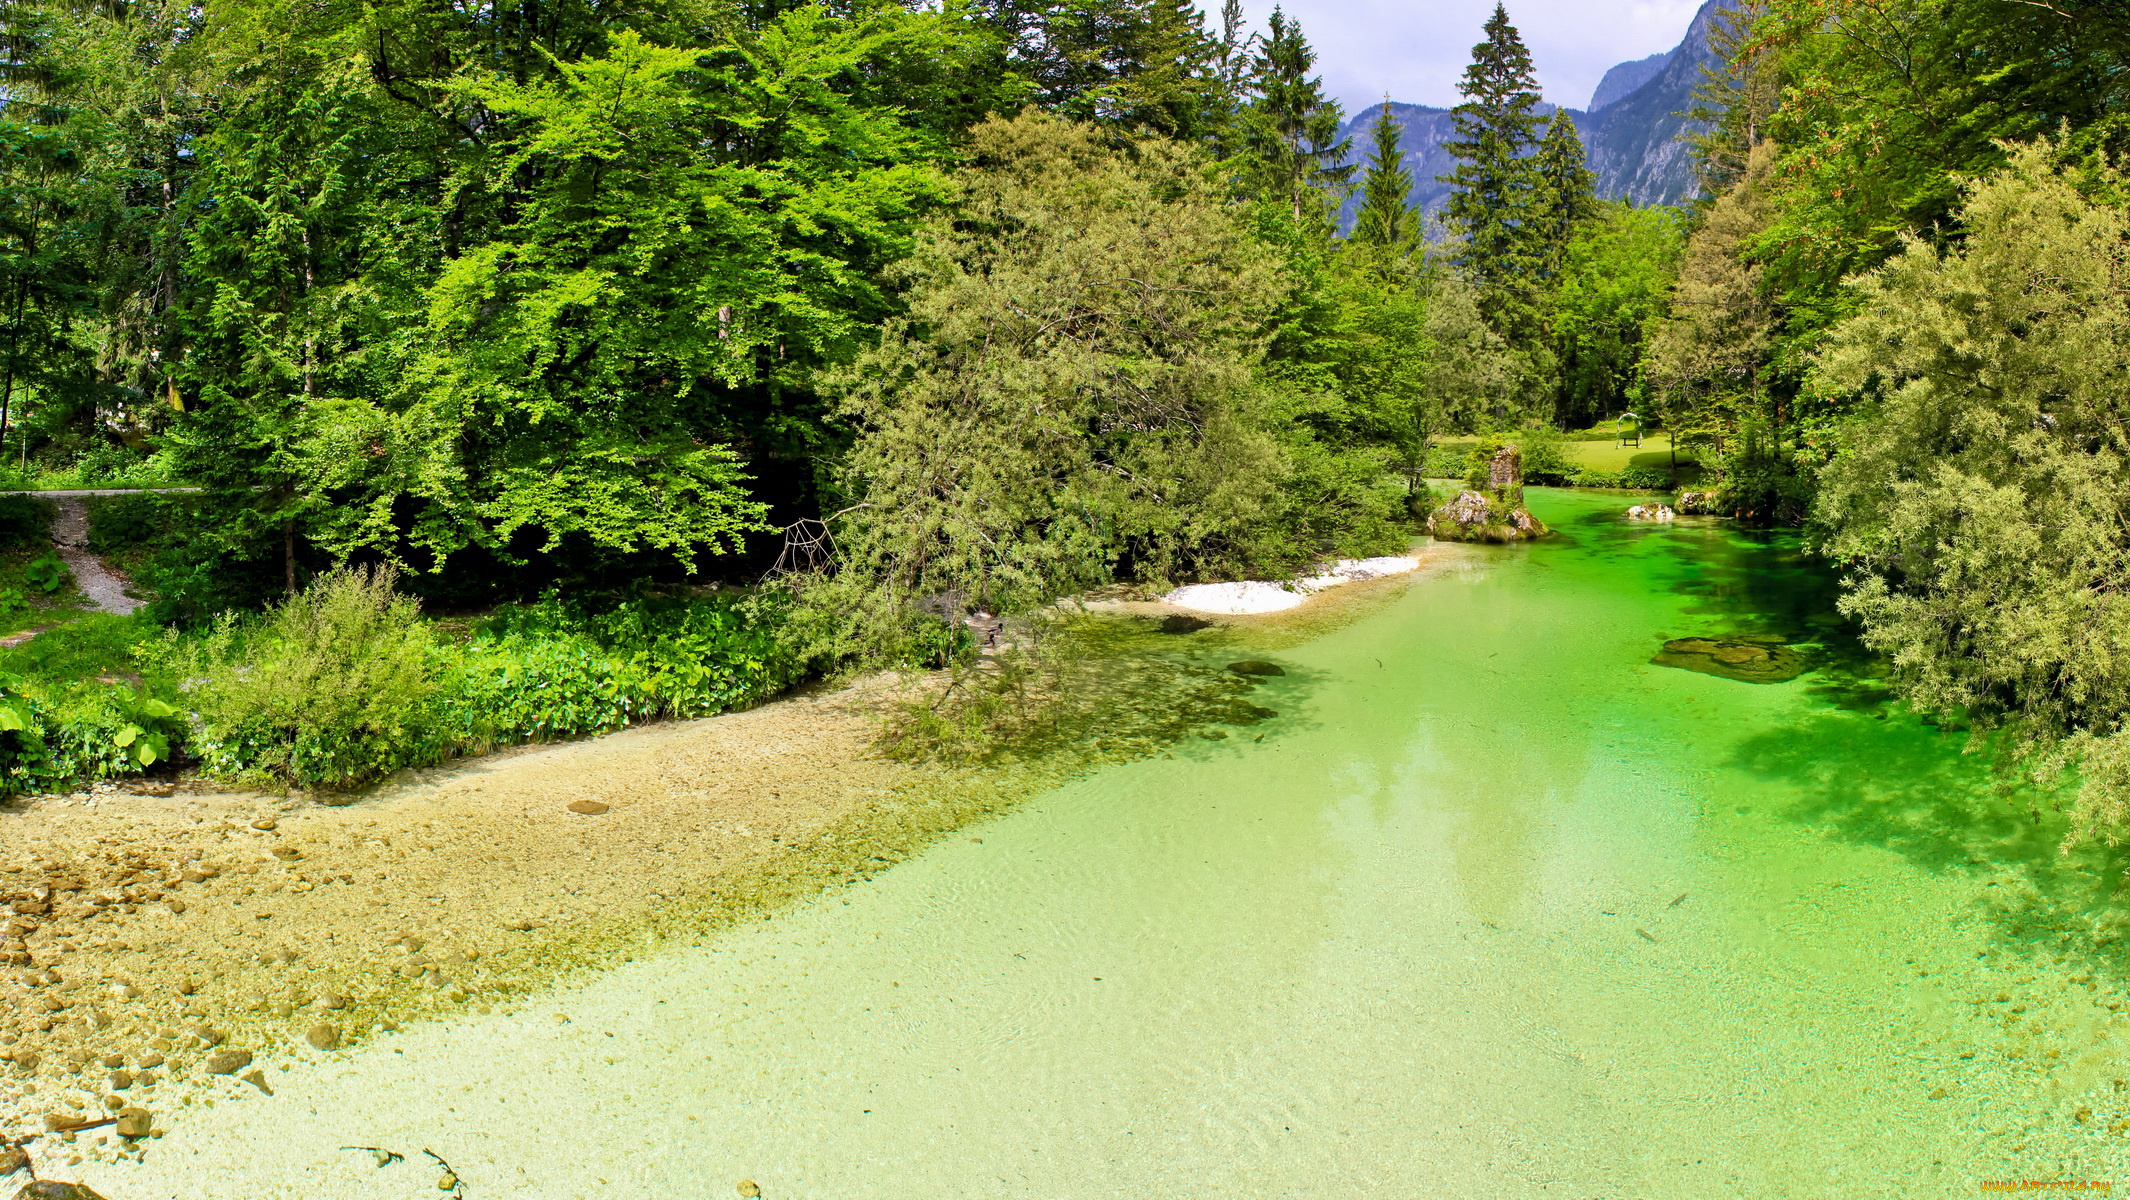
[0,680,1015,1179]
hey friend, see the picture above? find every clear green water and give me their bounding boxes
[127,488,2130,1196]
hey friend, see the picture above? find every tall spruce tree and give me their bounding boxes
[1533,108,1597,274]
[1352,101,1415,250]
[1239,8,1354,223]
[986,0,1229,139]
[1440,5,1543,300]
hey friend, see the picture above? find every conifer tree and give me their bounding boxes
[992,0,1228,140]
[1239,8,1354,223]
[1440,4,1543,295]
[1352,101,1415,251]
[1533,108,1597,273]
[1687,0,1778,200]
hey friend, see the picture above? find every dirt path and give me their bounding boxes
[0,678,1013,1174]
[44,494,139,616]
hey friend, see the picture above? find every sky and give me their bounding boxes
[1202,0,1706,115]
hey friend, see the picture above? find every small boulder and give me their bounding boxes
[1651,637,1810,684]
[306,1024,341,1051]
[204,1049,251,1075]
[14,1183,111,1200]
[114,1107,151,1137]
[1626,504,1675,522]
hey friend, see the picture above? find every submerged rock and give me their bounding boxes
[14,1184,110,1200]
[1651,637,1810,684]
[1156,614,1212,634]
[566,800,610,816]
[1226,661,1286,677]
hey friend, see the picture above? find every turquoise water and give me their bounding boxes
[122,488,2130,1196]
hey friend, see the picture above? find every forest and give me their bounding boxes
[2,0,2130,838]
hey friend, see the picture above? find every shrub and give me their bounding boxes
[0,495,52,549]
[86,493,166,554]
[416,591,796,761]
[170,566,437,789]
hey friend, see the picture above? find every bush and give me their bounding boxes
[1421,446,1469,479]
[418,592,794,758]
[86,493,166,554]
[0,495,52,549]
[170,566,437,789]
[0,576,801,794]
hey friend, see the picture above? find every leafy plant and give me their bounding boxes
[168,565,437,789]
[109,690,179,768]
[24,552,68,595]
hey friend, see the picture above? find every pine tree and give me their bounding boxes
[1439,4,1543,295]
[1239,8,1354,224]
[1532,108,1597,274]
[1687,0,1778,200]
[1352,101,1415,251]
[992,0,1228,140]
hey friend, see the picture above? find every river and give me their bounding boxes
[90,488,2130,1197]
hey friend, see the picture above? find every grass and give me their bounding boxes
[1436,432,1702,475]
[0,545,91,636]
[0,612,157,686]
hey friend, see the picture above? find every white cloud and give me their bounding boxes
[1203,0,1706,114]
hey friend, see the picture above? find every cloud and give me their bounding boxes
[1203,0,1705,114]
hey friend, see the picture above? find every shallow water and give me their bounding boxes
[96,490,2130,1196]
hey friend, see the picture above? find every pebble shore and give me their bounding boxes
[0,680,994,1180]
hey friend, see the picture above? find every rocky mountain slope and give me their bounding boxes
[1334,0,1731,225]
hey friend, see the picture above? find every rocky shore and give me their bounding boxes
[0,681,1007,1183]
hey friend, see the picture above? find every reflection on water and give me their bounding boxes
[83,489,2130,1197]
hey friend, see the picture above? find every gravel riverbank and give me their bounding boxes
[0,679,1015,1181]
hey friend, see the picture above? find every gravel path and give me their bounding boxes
[44,493,141,615]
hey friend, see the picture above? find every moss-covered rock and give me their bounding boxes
[1427,489,1548,543]
[1651,637,1810,684]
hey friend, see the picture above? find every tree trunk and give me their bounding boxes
[284,520,297,596]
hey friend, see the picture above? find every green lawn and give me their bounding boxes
[1437,433,1700,474]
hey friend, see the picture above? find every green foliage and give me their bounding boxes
[821,114,1396,659]
[1549,203,1686,429]
[1532,108,1598,276]
[1646,144,1784,474]
[1000,0,1230,140]
[1351,102,1415,250]
[1812,142,2130,844]
[1236,9,1353,223]
[23,552,66,594]
[0,611,155,682]
[0,494,51,548]
[1440,3,1543,322]
[169,566,437,789]
[84,492,162,555]
[423,592,795,758]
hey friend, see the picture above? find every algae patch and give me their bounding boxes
[1651,636,1811,684]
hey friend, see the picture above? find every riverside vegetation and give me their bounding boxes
[6,0,2130,1179]
[0,0,2126,883]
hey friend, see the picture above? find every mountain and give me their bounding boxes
[1588,52,1668,113]
[1577,0,1731,205]
[1332,0,1730,228]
